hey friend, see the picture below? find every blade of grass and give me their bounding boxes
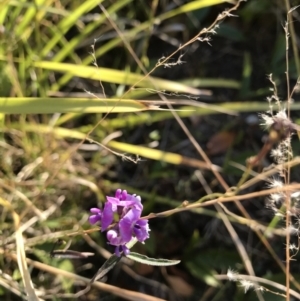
[0,97,155,114]
[0,123,220,172]
[7,254,166,301]
[101,101,300,129]
[51,0,230,91]
[157,0,234,21]
[0,0,9,23]
[6,0,71,17]
[34,61,203,95]
[3,123,87,140]
[15,0,46,37]
[40,0,102,58]
[182,78,240,89]
[107,140,221,171]
[52,0,131,64]
[0,197,40,301]
[37,0,132,85]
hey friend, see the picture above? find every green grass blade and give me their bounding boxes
[50,0,229,91]
[4,123,87,140]
[0,97,154,114]
[0,1,9,23]
[7,0,70,16]
[34,61,202,95]
[15,0,46,37]
[101,102,300,129]
[182,78,240,89]
[52,0,132,63]
[38,0,131,85]
[107,140,220,171]
[40,0,104,58]
[158,0,233,22]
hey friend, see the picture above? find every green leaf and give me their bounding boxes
[126,252,180,266]
[33,61,202,95]
[40,0,103,58]
[157,0,231,22]
[0,97,152,114]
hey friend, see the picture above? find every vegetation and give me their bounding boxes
[1,0,300,300]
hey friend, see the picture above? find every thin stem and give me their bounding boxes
[285,0,300,78]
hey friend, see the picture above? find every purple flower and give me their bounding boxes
[101,189,143,231]
[89,208,102,225]
[119,207,142,242]
[89,189,150,256]
[133,219,150,242]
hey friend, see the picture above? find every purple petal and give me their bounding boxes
[118,190,142,207]
[114,245,130,257]
[118,199,142,209]
[107,229,122,245]
[107,228,129,252]
[122,245,130,256]
[134,219,150,242]
[88,190,149,254]
[135,219,148,227]
[123,207,142,223]
[90,208,101,214]
[113,189,128,201]
[107,190,142,211]
[101,202,115,231]
[119,208,141,242]
[125,193,142,204]
[89,208,102,225]
[118,224,132,242]
[120,190,128,200]
[106,196,120,206]
[114,189,122,199]
[89,215,101,225]
[118,194,143,212]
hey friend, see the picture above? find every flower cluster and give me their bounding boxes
[89,189,150,256]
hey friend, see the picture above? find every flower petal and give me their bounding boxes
[107,229,121,245]
[106,196,120,206]
[101,202,115,231]
[120,190,128,200]
[90,208,101,214]
[88,190,150,255]
[119,208,141,242]
[122,245,130,256]
[115,189,122,199]
[134,219,150,242]
[89,215,101,225]
[89,208,102,225]
[114,245,130,257]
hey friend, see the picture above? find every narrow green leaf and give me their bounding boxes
[15,0,46,37]
[157,0,231,22]
[33,61,203,95]
[0,1,9,23]
[7,0,70,16]
[126,252,180,266]
[40,0,103,58]
[0,97,152,114]
[52,0,131,63]
[108,140,221,171]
